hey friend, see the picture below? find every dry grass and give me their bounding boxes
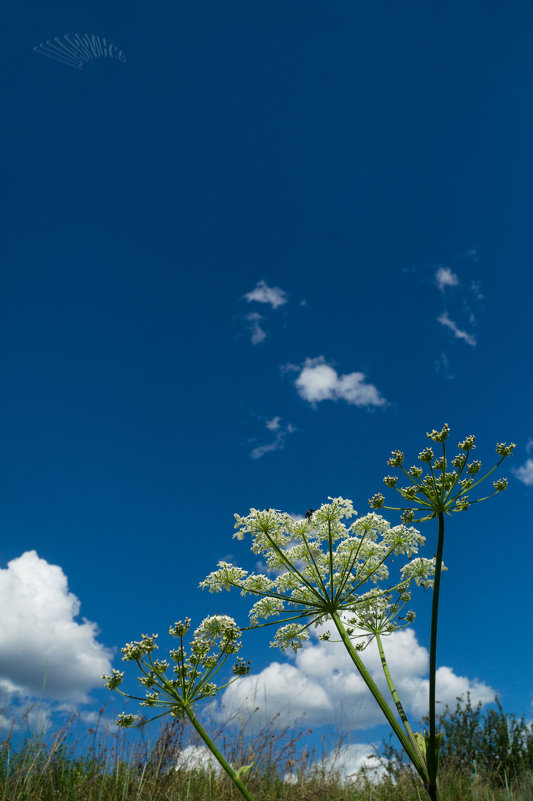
[0,697,531,801]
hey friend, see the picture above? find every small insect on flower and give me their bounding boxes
[305,508,315,519]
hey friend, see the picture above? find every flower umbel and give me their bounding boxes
[202,497,440,790]
[201,498,432,653]
[102,615,250,724]
[371,424,515,522]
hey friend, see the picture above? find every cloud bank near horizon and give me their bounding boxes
[0,550,112,711]
[215,624,494,731]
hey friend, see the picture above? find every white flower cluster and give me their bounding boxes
[201,498,436,652]
[103,614,250,726]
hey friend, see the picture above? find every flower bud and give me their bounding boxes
[493,478,508,492]
[169,619,191,637]
[383,475,398,487]
[232,658,251,676]
[458,435,476,452]
[369,493,385,509]
[102,669,124,690]
[418,447,433,463]
[426,424,450,443]
[496,443,516,458]
[387,451,404,467]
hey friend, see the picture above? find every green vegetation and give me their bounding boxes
[1,695,531,800]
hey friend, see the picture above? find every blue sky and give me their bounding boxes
[1,0,532,775]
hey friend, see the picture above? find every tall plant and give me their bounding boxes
[202,425,515,801]
[368,424,515,799]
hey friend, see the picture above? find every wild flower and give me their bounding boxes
[103,615,255,801]
[201,498,440,788]
[200,426,515,801]
[369,424,515,800]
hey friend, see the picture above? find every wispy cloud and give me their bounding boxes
[245,312,267,344]
[514,459,533,486]
[464,246,479,262]
[471,281,484,301]
[244,280,288,309]
[250,418,296,460]
[437,312,477,347]
[289,356,387,409]
[433,352,454,380]
[435,266,459,292]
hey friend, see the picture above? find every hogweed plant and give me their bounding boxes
[368,424,515,801]
[102,615,257,801]
[201,500,439,789]
[201,425,514,801]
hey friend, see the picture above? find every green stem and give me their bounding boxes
[184,707,257,801]
[328,520,334,600]
[375,633,424,765]
[331,612,428,784]
[427,512,445,800]
[298,532,329,597]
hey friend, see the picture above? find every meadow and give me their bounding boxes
[2,694,532,801]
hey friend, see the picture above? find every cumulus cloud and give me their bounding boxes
[217,625,494,731]
[514,459,533,486]
[0,551,112,706]
[435,267,459,292]
[244,280,288,309]
[437,312,477,347]
[291,356,387,409]
[175,745,222,775]
[245,312,267,345]
[250,418,296,460]
[317,743,385,783]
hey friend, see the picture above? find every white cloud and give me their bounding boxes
[175,744,222,775]
[437,312,477,347]
[250,419,296,460]
[244,280,288,309]
[292,357,387,408]
[514,459,533,486]
[218,624,494,731]
[317,743,385,784]
[435,267,459,292]
[0,551,112,705]
[265,416,281,431]
[245,312,266,345]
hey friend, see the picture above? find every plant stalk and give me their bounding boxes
[375,632,424,765]
[426,511,445,801]
[331,612,428,784]
[184,707,257,801]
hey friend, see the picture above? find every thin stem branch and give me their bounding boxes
[375,632,423,764]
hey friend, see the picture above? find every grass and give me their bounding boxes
[0,695,532,800]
